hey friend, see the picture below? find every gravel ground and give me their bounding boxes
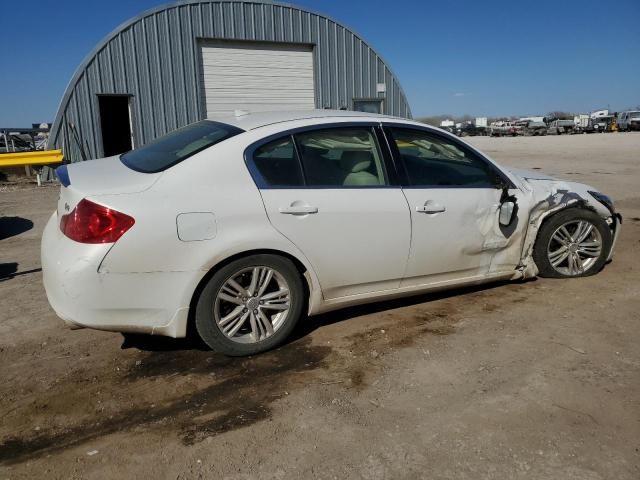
[1,132,639,479]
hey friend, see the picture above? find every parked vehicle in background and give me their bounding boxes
[573,114,594,134]
[591,115,616,133]
[588,109,617,133]
[617,111,640,131]
[518,116,545,124]
[455,121,487,137]
[489,121,519,137]
[439,119,455,134]
[41,110,622,356]
[519,120,547,136]
[547,119,576,135]
[475,117,488,128]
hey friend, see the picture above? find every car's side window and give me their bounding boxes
[252,136,304,187]
[294,127,387,187]
[388,127,498,188]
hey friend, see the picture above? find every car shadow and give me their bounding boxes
[0,263,18,280]
[0,264,42,282]
[0,216,34,240]
[125,278,536,353]
[121,332,211,352]
[291,278,533,341]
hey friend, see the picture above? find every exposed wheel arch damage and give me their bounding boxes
[514,179,619,279]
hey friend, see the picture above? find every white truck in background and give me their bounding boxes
[617,111,640,131]
[573,114,596,133]
[589,109,615,132]
[574,114,590,129]
[439,119,455,133]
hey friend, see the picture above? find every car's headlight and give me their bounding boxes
[588,191,615,213]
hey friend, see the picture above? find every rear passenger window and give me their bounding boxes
[252,137,304,187]
[294,127,387,187]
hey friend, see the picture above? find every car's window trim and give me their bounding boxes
[381,123,515,189]
[244,122,400,190]
[290,133,308,187]
[374,125,402,186]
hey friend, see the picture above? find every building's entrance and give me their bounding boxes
[199,41,315,117]
[98,95,134,157]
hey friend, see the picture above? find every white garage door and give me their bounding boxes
[200,41,315,118]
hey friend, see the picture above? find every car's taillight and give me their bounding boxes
[60,199,135,244]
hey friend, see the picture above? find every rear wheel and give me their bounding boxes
[195,254,305,356]
[533,209,611,278]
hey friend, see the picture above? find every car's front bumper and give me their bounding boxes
[606,212,622,262]
[41,212,194,337]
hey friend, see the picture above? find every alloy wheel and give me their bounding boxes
[547,219,603,276]
[214,266,291,344]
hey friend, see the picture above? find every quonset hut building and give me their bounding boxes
[48,0,412,163]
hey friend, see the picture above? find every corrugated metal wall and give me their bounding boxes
[49,0,412,163]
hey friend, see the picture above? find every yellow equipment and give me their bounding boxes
[0,150,63,186]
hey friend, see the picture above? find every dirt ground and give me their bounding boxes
[1,133,639,479]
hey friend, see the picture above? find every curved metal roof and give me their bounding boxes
[49,0,411,156]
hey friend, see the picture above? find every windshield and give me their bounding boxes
[629,111,640,118]
[121,120,244,173]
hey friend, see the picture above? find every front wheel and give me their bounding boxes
[195,254,305,356]
[533,209,612,278]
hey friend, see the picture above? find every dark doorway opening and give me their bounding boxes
[98,95,133,157]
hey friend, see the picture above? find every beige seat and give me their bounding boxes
[340,151,380,186]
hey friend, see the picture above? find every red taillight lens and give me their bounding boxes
[60,199,135,244]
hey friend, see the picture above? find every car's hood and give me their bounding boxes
[508,166,612,211]
[505,167,613,221]
[506,167,558,181]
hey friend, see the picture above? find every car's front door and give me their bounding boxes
[383,125,524,288]
[248,124,411,299]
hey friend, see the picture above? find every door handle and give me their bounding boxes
[279,205,318,215]
[416,202,446,214]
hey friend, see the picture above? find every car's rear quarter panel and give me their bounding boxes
[97,133,324,323]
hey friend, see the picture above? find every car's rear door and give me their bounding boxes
[383,125,525,287]
[246,123,411,299]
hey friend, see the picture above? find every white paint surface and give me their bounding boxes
[41,111,620,339]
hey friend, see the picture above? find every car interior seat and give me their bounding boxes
[301,147,344,185]
[340,150,380,186]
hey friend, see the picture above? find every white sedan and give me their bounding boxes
[42,111,621,356]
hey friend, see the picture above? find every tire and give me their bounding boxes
[533,208,612,279]
[195,254,305,356]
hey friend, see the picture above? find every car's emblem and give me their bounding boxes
[64,203,70,212]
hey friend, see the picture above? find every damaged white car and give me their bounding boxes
[41,111,621,356]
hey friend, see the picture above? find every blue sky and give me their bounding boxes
[1,0,638,125]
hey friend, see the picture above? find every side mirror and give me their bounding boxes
[499,200,517,226]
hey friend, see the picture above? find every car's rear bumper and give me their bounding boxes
[41,212,195,338]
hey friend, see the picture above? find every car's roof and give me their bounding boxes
[208,109,415,131]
